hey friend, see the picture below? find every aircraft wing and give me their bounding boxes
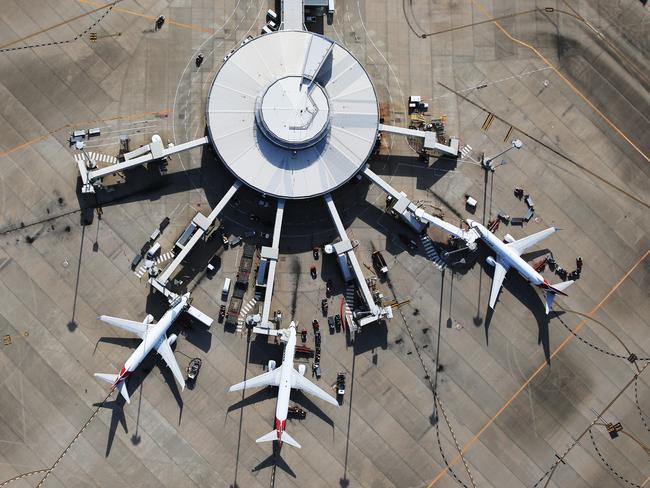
[507,227,557,255]
[229,368,281,392]
[488,256,510,309]
[156,337,185,390]
[291,369,339,407]
[98,315,147,339]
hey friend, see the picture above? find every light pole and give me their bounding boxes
[481,138,522,172]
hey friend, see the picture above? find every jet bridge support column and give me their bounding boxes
[259,199,285,329]
[324,194,389,328]
[152,181,242,288]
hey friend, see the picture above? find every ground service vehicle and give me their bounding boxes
[187,358,202,381]
[222,278,231,300]
[372,250,388,275]
[288,405,306,419]
[336,372,346,405]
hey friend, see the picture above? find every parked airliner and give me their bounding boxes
[95,293,191,403]
[229,322,338,448]
[466,220,573,313]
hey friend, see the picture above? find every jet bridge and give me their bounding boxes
[362,167,478,248]
[282,0,305,30]
[258,199,285,330]
[75,134,209,193]
[324,193,392,332]
[151,181,242,288]
[379,124,459,156]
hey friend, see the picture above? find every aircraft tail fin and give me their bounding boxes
[279,430,301,448]
[255,430,301,448]
[550,280,574,295]
[543,280,574,314]
[117,380,131,403]
[256,430,278,444]
[94,373,130,403]
[94,373,118,384]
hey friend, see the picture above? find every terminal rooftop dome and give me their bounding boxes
[206,30,379,199]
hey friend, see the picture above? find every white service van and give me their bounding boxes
[146,242,161,259]
[222,277,231,300]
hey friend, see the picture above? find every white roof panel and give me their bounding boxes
[206,31,379,199]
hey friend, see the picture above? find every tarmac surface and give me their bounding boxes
[0,1,648,487]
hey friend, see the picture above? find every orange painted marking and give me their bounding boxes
[427,248,650,487]
[470,0,649,163]
[76,0,214,33]
[0,110,168,158]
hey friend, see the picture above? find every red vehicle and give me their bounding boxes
[312,319,320,332]
[310,266,317,279]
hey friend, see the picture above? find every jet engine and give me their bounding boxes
[268,360,276,371]
[298,364,306,376]
[503,234,515,243]
[167,334,178,346]
[485,256,496,267]
[143,314,154,324]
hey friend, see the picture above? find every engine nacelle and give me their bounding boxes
[503,234,515,243]
[485,256,496,267]
[267,360,276,371]
[167,334,178,346]
[298,364,306,376]
[143,314,154,324]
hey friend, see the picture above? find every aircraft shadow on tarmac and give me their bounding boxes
[252,442,296,478]
[93,332,186,456]
[474,244,562,364]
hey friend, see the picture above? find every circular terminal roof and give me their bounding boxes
[206,30,379,199]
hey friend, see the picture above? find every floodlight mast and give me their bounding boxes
[481,139,523,171]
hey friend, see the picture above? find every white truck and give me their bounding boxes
[222,277,231,301]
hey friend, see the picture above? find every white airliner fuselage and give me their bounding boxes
[273,323,298,440]
[229,321,338,448]
[469,220,546,286]
[95,293,190,402]
[466,220,573,313]
[117,296,186,383]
